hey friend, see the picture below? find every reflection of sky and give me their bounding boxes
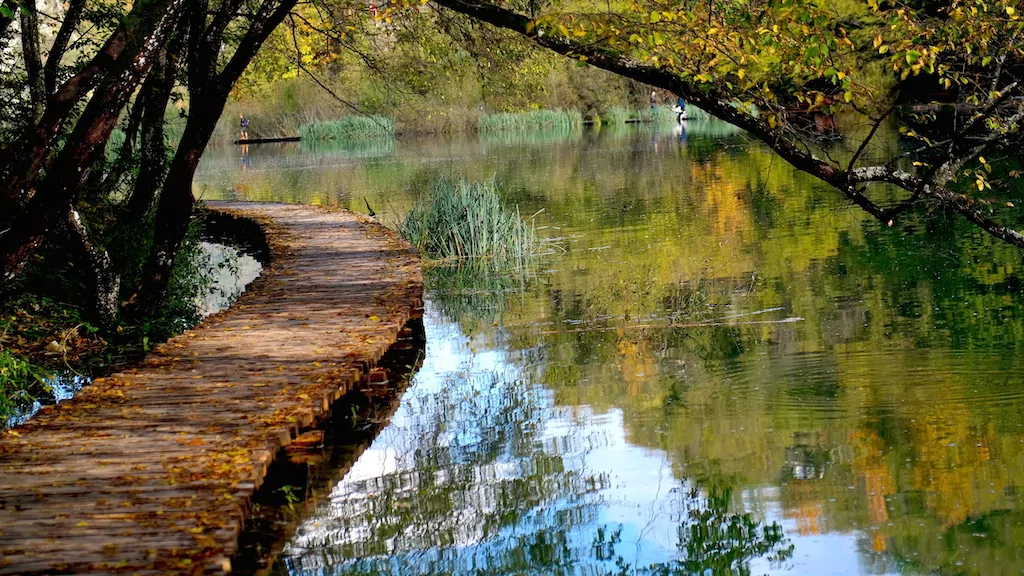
[282,302,891,575]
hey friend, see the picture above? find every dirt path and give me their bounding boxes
[0,203,422,574]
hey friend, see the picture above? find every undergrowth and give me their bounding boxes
[2,211,218,424]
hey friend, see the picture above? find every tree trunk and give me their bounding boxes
[129,0,297,316]
[0,0,186,287]
[20,0,45,122]
[66,207,120,329]
[125,40,183,221]
[44,0,88,94]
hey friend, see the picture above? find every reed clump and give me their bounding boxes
[400,177,538,268]
[299,115,396,141]
[477,109,583,132]
[601,106,633,125]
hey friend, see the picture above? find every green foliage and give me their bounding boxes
[477,109,583,132]
[400,177,538,268]
[0,350,48,420]
[298,116,395,141]
[106,128,127,161]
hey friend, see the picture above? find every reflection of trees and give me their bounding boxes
[238,129,1024,574]
[282,363,609,574]
[414,132,1024,573]
[647,487,793,576]
[586,487,794,576]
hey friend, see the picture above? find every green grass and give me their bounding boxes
[477,109,583,132]
[299,115,396,141]
[400,177,538,268]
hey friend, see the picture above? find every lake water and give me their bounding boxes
[197,123,1024,575]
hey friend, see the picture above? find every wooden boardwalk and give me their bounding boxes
[0,203,423,574]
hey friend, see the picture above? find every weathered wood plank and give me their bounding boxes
[0,203,423,574]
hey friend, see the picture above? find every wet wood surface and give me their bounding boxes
[0,203,423,574]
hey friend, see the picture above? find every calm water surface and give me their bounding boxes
[198,123,1024,575]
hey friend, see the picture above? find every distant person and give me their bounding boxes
[673,96,687,122]
[649,90,658,109]
[239,113,250,141]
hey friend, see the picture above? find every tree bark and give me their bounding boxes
[43,0,88,94]
[20,0,45,122]
[125,42,182,221]
[66,207,120,328]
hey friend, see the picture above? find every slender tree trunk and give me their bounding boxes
[20,0,45,122]
[66,207,120,328]
[125,39,183,222]
[44,0,88,94]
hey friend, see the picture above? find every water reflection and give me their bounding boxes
[199,126,1024,574]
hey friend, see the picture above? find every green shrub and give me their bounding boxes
[0,350,47,420]
[299,116,396,141]
[400,177,538,268]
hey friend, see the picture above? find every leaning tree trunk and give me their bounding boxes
[125,39,184,222]
[44,0,88,94]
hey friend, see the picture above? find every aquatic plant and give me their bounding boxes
[299,116,396,141]
[477,109,583,132]
[400,177,539,267]
[600,106,633,125]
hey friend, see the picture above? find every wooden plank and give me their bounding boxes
[0,203,423,574]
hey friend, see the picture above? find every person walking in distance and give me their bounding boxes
[649,90,658,109]
[239,113,250,141]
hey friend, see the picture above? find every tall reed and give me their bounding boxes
[477,109,583,132]
[400,177,538,268]
[299,115,396,141]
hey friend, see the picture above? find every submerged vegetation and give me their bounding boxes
[400,177,540,268]
[298,116,396,141]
